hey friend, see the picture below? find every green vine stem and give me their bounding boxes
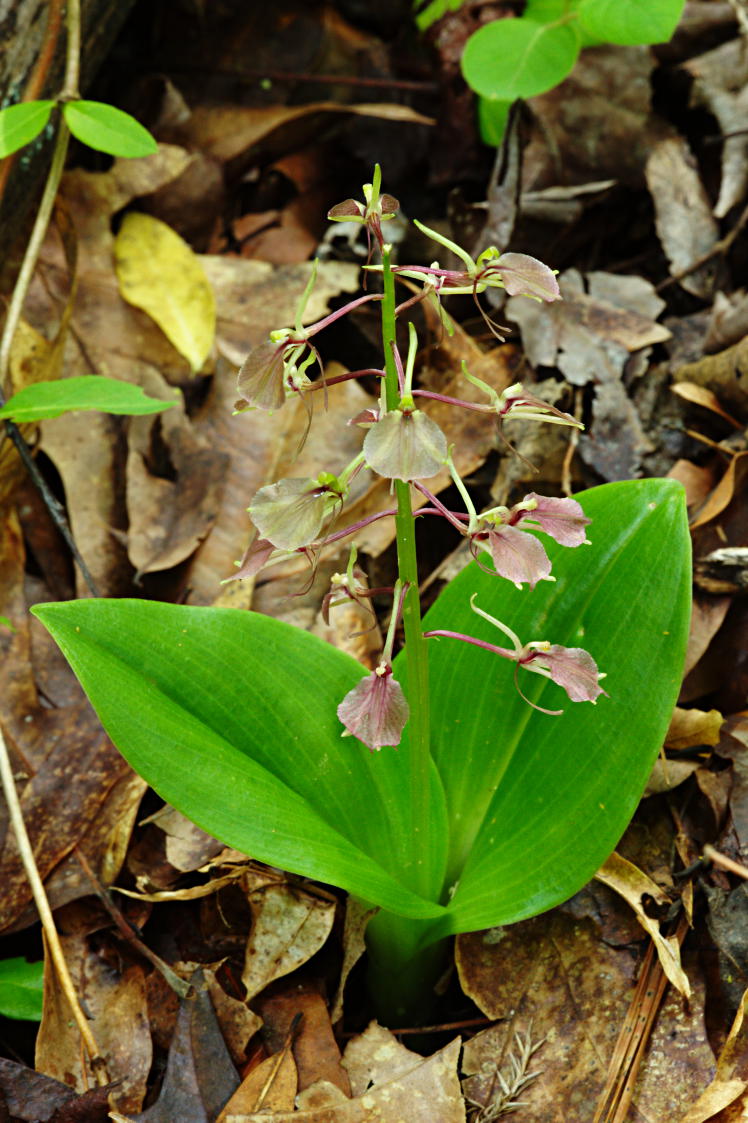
[380,245,432,899]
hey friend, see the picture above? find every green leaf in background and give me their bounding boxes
[0,100,54,158]
[0,616,14,631]
[577,0,685,45]
[0,376,176,422]
[461,17,581,100]
[0,958,44,1021]
[402,478,690,939]
[62,100,157,157]
[413,0,465,30]
[477,96,512,145]
[31,600,450,921]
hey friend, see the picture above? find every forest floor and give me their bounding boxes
[1,1,748,1119]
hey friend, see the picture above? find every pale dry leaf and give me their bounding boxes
[114,212,216,373]
[645,135,720,298]
[595,852,691,996]
[242,884,336,1003]
[677,988,748,1123]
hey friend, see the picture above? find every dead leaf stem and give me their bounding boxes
[0,726,109,1083]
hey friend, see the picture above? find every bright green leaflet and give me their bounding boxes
[462,17,581,101]
[0,958,44,1021]
[577,0,685,45]
[0,100,54,158]
[33,478,690,946]
[477,98,512,146]
[62,101,157,158]
[0,376,176,422]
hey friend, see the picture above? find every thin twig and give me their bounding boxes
[703,844,748,880]
[656,197,748,292]
[0,727,108,1083]
[75,847,192,998]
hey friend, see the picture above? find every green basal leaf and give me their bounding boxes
[0,100,54,158]
[0,376,176,421]
[31,601,449,920]
[397,478,690,939]
[577,0,685,45]
[62,101,157,158]
[461,18,581,100]
[0,958,44,1021]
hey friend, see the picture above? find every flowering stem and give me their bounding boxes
[381,244,432,898]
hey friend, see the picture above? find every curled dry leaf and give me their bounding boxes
[595,852,691,997]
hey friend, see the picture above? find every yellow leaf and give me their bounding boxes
[114,212,215,372]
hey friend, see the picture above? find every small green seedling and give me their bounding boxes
[0,98,156,159]
[415,0,686,143]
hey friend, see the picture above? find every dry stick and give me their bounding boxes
[703,844,748,880]
[74,846,193,999]
[591,912,690,1123]
[0,728,108,1083]
[0,0,99,597]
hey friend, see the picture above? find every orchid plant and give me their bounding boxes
[33,168,691,1024]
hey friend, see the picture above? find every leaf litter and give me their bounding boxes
[1,1,748,1118]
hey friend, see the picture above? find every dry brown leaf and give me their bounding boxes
[35,908,151,1112]
[242,883,336,1002]
[691,451,748,530]
[205,967,263,1071]
[683,594,732,679]
[218,1049,298,1118]
[668,459,718,511]
[666,707,725,751]
[671,381,744,428]
[181,103,434,166]
[674,336,748,417]
[645,135,720,298]
[678,988,748,1123]
[223,1024,464,1123]
[257,985,351,1098]
[457,903,711,1121]
[595,852,691,996]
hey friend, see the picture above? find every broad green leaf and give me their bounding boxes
[0,958,44,1021]
[0,375,176,422]
[461,18,581,100]
[398,478,690,939]
[31,601,449,920]
[0,100,54,157]
[62,100,157,157]
[577,0,685,45]
[114,213,216,373]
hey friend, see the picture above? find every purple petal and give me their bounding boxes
[328,199,365,221]
[526,645,606,703]
[485,525,552,589]
[337,667,410,750]
[496,253,561,302]
[516,494,590,547]
[226,537,275,581]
